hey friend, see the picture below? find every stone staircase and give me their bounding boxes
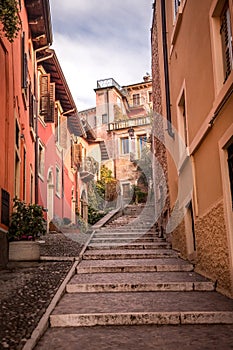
[35,205,233,349]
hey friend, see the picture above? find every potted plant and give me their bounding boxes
[8,198,46,261]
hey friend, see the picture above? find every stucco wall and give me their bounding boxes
[195,199,232,296]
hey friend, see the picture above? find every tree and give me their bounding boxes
[0,0,21,42]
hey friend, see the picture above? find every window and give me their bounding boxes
[29,85,35,128]
[220,3,233,81]
[102,113,108,124]
[56,166,61,196]
[21,32,28,91]
[178,92,188,147]
[39,75,55,123]
[227,143,233,209]
[148,91,152,103]
[55,106,59,142]
[174,0,181,17]
[137,135,147,158]
[121,137,129,154]
[211,0,233,91]
[38,143,45,178]
[133,94,140,106]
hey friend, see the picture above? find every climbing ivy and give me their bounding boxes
[0,0,21,42]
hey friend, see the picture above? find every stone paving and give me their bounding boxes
[35,205,233,349]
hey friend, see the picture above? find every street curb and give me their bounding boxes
[22,230,95,350]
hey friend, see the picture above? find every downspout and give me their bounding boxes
[161,0,174,138]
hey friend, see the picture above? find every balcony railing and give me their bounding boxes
[97,78,122,91]
[108,116,151,131]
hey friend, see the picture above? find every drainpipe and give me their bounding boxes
[161,0,174,138]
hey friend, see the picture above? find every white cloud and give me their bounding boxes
[50,0,153,110]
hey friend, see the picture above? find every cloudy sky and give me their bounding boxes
[50,0,153,111]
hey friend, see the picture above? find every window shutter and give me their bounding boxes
[220,5,233,81]
[21,32,28,89]
[55,107,59,141]
[40,74,50,117]
[44,82,55,123]
[29,87,34,127]
[74,144,82,165]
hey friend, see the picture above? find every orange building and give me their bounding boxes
[152,0,233,297]
[0,0,52,266]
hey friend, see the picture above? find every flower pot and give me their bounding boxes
[8,241,40,261]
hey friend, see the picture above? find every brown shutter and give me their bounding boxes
[55,107,59,141]
[220,5,233,81]
[74,144,82,165]
[21,32,28,89]
[40,74,50,116]
[44,82,55,123]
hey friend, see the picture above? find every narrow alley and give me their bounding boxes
[35,205,233,349]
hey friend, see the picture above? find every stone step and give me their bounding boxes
[91,237,165,243]
[76,258,194,274]
[93,232,161,238]
[83,249,179,260]
[34,324,233,350]
[100,227,154,232]
[66,271,214,293]
[87,242,171,250]
[50,291,233,327]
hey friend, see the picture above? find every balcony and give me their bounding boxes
[80,157,98,183]
[97,78,122,91]
[108,115,151,131]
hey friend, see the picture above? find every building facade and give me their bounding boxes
[0,0,52,265]
[152,0,233,297]
[80,76,153,206]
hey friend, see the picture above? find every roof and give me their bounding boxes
[38,49,77,115]
[25,0,53,48]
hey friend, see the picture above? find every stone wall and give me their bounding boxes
[195,199,232,296]
[170,219,187,257]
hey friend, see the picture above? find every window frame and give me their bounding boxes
[132,93,140,107]
[120,137,129,155]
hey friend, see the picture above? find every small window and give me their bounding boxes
[121,137,129,154]
[56,166,61,196]
[133,94,140,106]
[102,113,108,124]
[227,143,233,209]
